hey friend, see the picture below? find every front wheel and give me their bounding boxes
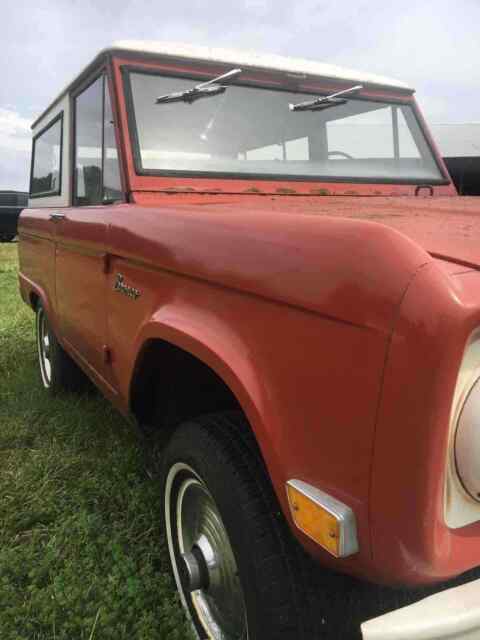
[161,412,317,639]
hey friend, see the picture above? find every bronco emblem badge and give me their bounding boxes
[114,273,141,300]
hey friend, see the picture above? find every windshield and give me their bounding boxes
[126,70,445,184]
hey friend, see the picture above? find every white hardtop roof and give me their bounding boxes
[32,40,413,129]
[114,40,411,90]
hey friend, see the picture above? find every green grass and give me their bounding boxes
[0,244,191,639]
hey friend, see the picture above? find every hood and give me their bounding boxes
[303,195,480,271]
[134,192,480,270]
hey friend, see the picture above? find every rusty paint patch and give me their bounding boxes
[162,186,196,193]
[276,187,298,195]
[309,188,331,196]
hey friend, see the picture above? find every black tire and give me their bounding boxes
[0,233,15,242]
[36,302,87,393]
[160,411,318,640]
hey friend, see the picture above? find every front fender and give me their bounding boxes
[121,284,386,580]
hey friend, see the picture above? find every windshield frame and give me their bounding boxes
[121,64,450,187]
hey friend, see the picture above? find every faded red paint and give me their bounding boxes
[132,193,480,268]
[17,49,480,588]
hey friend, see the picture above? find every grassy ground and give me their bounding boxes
[0,243,191,639]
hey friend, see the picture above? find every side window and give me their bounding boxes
[75,76,102,205]
[103,79,123,200]
[30,114,63,197]
[74,75,122,205]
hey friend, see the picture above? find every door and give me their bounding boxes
[55,73,123,387]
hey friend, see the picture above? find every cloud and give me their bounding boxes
[0,108,31,190]
[0,108,31,151]
[2,0,478,119]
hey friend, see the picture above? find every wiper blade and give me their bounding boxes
[289,84,363,112]
[155,68,242,105]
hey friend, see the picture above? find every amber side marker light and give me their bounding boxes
[286,480,359,558]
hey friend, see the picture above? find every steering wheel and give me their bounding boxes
[328,150,354,159]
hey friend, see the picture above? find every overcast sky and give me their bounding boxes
[1,0,479,190]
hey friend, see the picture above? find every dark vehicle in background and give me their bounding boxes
[443,156,480,195]
[431,123,480,195]
[0,191,28,242]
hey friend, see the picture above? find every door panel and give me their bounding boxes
[55,208,110,381]
[18,208,57,319]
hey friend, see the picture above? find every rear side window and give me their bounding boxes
[30,113,63,197]
[74,74,122,206]
[75,76,103,205]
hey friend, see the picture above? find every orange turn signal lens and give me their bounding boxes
[286,480,358,558]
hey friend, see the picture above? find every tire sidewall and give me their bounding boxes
[36,304,54,389]
[162,422,283,639]
[35,302,87,394]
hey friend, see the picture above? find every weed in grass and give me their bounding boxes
[0,244,192,639]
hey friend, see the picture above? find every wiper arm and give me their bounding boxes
[155,68,242,105]
[289,84,363,112]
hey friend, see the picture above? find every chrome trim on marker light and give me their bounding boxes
[287,479,359,558]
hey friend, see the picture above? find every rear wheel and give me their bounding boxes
[0,233,15,242]
[36,302,87,393]
[161,412,317,639]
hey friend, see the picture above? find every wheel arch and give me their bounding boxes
[18,273,57,328]
[128,314,286,507]
[129,336,242,428]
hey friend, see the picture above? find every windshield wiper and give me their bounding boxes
[289,84,363,112]
[155,68,242,105]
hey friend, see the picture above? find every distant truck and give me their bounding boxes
[430,123,480,195]
[444,156,480,195]
[17,42,480,639]
[0,191,28,241]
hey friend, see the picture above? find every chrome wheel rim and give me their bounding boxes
[37,309,52,387]
[165,463,248,639]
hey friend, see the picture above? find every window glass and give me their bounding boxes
[246,144,283,161]
[128,71,444,183]
[75,75,123,205]
[245,138,309,161]
[286,137,309,160]
[31,116,62,196]
[398,108,421,158]
[75,76,103,205]
[327,106,393,158]
[103,80,122,200]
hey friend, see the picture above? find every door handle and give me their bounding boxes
[50,212,66,221]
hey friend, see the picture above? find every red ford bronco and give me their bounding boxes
[18,42,480,639]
